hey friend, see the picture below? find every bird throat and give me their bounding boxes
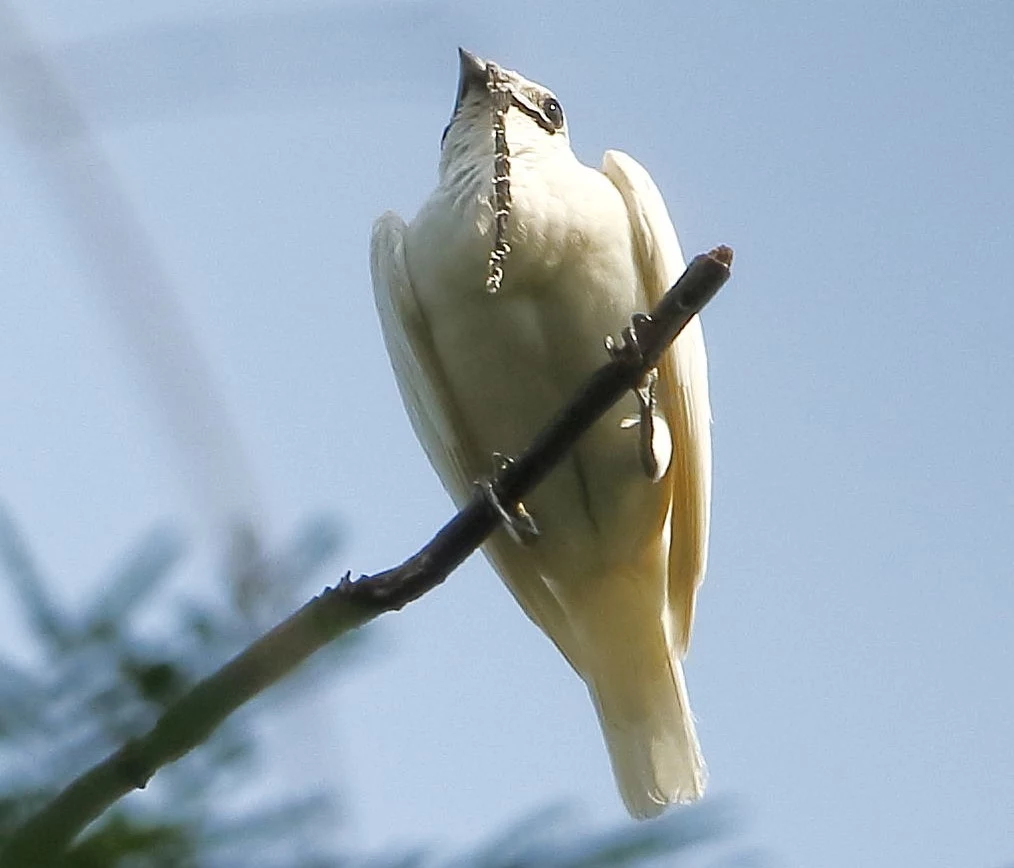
[485,62,513,294]
[481,61,561,295]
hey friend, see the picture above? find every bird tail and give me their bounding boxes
[575,581,706,818]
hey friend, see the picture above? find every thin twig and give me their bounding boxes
[0,246,732,867]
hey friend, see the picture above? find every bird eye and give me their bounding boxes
[541,96,564,130]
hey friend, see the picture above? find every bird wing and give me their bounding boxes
[369,212,582,668]
[600,150,712,656]
[370,212,471,494]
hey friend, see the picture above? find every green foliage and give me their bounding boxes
[0,508,341,867]
[0,505,751,866]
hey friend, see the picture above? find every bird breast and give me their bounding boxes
[402,152,667,579]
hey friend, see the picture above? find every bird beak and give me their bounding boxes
[454,47,488,112]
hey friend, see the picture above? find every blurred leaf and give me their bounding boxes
[0,504,70,651]
[439,802,733,868]
[87,527,186,634]
[0,509,344,867]
[0,501,758,865]
[64,813,194,868]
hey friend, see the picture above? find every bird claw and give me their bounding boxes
[607,314,666,481]
[604,312,655,366]
[634,367,659,415]
[478,453,540,545]
[633,368,663,481]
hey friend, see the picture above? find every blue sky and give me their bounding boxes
[1,1,1012,865]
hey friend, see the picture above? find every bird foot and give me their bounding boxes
[478,453,539,545]
[620,367,667,482]
[635,368,663,481]
[604,312,655,366]
[607,313,667,481]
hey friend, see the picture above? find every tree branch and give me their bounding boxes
[0,246,732,867]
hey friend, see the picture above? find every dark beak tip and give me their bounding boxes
[455,47,488,106]
[458,47,488,79]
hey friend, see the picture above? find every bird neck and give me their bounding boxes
[438,113,574,210]
[438,118,495,203]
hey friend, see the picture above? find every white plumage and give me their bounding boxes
[370,50,712,818]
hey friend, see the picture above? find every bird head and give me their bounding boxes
[440,48,570,165]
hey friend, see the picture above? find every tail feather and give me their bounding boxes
[567,573,706,819]
[588,648,705,818]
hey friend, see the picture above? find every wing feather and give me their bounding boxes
[371,212,470,495]
[369,212,581,668]
[600,151,713,656]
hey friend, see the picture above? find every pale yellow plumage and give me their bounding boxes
[370,51,712,817]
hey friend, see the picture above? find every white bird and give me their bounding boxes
[370,49,712,818]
